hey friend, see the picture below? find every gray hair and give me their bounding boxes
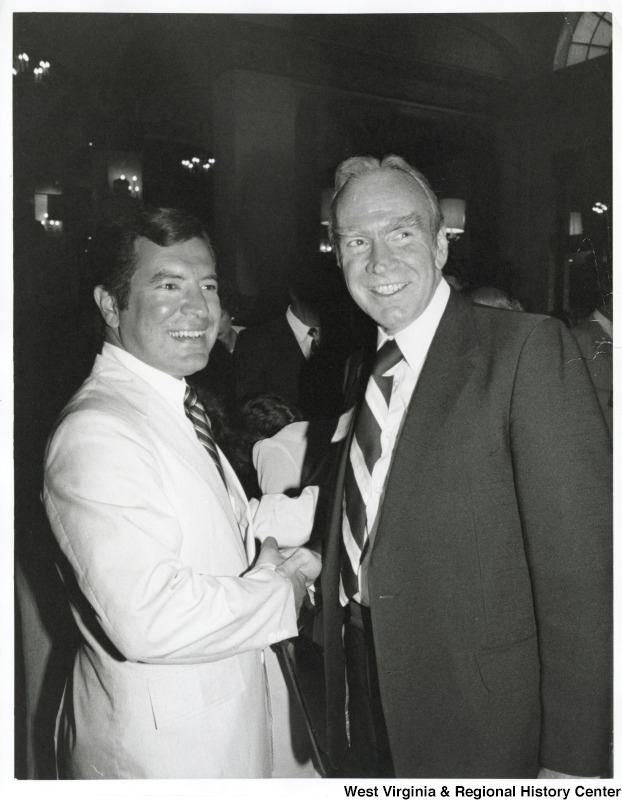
[328,155,442,255]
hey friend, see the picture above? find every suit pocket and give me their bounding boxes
[147,660,245,729]
[475,634,540,695]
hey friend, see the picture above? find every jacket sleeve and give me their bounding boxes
[43,408,298,666]
[509,316,612,775]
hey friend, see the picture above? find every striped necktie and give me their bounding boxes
[184,385,227,487]
[341,339,403,601]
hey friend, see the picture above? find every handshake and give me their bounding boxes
[256,537,322,612]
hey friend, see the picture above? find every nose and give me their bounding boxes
[183,284,209,318]
[368,238,391,274]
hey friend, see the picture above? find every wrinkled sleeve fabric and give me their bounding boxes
[253,428,308,495]
[250,486,318,547]
[509,317,612,775]
[43,408,298,666]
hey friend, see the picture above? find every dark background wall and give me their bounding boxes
[13,12,612,778]
[14,13,612,316]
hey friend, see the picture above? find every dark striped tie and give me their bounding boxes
[341,339,403,600]
[184,385,227,487]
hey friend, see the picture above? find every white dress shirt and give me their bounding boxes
[355,278,450,605]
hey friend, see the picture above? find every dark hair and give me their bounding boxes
[223,394,302,499]
[240,393,302,441]
[90,207,215,309]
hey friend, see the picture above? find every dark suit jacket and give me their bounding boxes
[235,313,346,418]
[189,339,236,409]
[320,291,612,778]
[235,315,306,411]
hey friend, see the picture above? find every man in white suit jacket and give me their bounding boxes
[43,208,320,779]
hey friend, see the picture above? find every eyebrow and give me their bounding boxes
[334,213,426,237]
[387,213,426,230]
[148,269,218,284]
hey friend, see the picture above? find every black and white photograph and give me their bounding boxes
[5,2,615,793]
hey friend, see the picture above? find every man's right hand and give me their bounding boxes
[276,546,322,586]
[276,547,322,614]
[254,538,322,614]
[254,536,286,571]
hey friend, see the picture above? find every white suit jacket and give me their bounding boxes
[43,348,313,779]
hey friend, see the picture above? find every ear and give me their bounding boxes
[434,228,449,271]
[93,285,120,329]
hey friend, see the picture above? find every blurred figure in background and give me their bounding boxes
[189,277,244,409]
[217,306,244,354]
[235,272,321,415]
[227,393,303,499]
[99,177,141,225]
[467,285,524,311]
[571,288,613,437]
[235,269,346,419]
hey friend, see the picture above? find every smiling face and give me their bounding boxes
[334,170,448,335]
[94,236,220,379]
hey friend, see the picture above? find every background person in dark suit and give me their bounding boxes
[190,279,244,410]
[235,271,347,419]
[235,273,321,413]
[318,155,612,779]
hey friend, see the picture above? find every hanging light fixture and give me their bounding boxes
[440,198,466,241]
[14,52,51,80]
[181,156,216,175]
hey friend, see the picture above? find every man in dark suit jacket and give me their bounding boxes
[235,309,309,412]
[318,155,612,779]
[235,272,348,419]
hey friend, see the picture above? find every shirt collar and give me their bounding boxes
[101,342,187,413]
[286,305,315,343]
[377,278,450,370]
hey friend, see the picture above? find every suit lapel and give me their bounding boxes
[147,395,246,545]
[373,292,478,543]
[275,314,306,366]
[94,355,246,557]
[321,348,371,607]
[335,348,373,499]
[283,317,307,364]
